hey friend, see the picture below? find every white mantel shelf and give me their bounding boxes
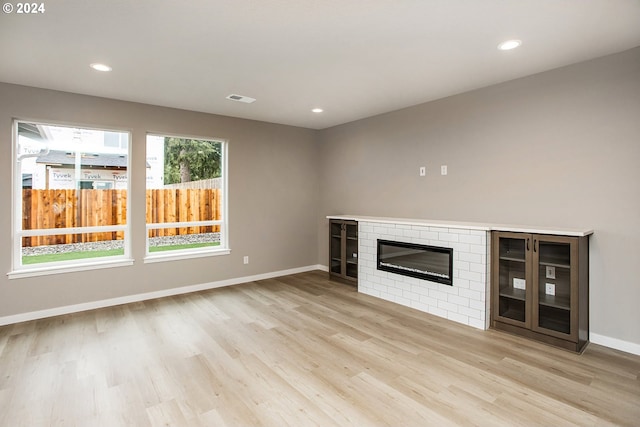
[326,215,593,237]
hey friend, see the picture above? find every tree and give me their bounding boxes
[164,138,221,184]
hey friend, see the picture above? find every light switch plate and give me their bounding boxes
[546,266,556,279]
[545,283,556,296]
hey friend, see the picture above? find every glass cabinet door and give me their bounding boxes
[494,233,531,327]
[533,237,574,337]
[329,220,358,283]
[345,222,358,279]
[330,222,343,275]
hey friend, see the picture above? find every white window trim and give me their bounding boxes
[144,247,231,264]
[144,221,226,259]
[8,259,135,280]
[19,224,127,237]
[10,119,132,276]
[144,134,229,262]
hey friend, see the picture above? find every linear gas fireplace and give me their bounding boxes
[377,239,453,285]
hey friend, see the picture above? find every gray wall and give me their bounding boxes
[318,47,640,347]
[2,47,638,350]
[0,83,320,316]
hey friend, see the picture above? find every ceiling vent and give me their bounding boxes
[226,94,256,104]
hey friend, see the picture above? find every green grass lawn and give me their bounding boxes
[22,248,125,265]
[22,242,220,264]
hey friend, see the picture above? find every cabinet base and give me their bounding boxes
[492,321,588,353]
[328,273,357,286]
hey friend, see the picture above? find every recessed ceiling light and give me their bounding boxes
[311,108,323,113]
[498,40,522,51]
[90,63,112,72]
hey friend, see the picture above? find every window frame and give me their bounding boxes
[9,119,133,279]
[144,132,229,263]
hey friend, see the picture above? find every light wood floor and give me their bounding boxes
[0,271,638,426]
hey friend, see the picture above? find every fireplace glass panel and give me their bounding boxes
[377,240,453,285]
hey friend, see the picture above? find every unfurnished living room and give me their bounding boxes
[0,1,639,426]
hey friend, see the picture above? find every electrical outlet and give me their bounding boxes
[243,256,249,264]
[545,283,556,296]
[419,166,426,176]
[441,165,448,175]
[513,278,526,290]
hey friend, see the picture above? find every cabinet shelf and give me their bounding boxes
[539,260,570,269]
[500,256,526,263]
[538,294,570,310]
[499,287,526,301]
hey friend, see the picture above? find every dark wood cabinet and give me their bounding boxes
[491,231,589,352]
[329,219,358,284]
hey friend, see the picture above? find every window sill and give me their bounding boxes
[144,247,231,264]
[8,258,135,279]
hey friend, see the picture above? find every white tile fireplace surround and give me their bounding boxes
[327,215,593,331]
[358,219,491,330]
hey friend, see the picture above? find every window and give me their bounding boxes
[145,134,228,260]
[12,121,131,275]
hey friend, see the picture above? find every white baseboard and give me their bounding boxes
[0,265,325,326]
[590,333,640,356]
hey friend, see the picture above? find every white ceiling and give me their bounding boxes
[1,0,639,130]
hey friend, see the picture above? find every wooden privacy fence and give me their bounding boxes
[146,188,221,237]
[22,189,221,247]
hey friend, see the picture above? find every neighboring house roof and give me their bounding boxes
[18,122,46,140]
[36,150,149,168]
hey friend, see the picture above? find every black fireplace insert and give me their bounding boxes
[377,239,453,285]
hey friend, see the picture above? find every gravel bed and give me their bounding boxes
[22,233,220,256]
